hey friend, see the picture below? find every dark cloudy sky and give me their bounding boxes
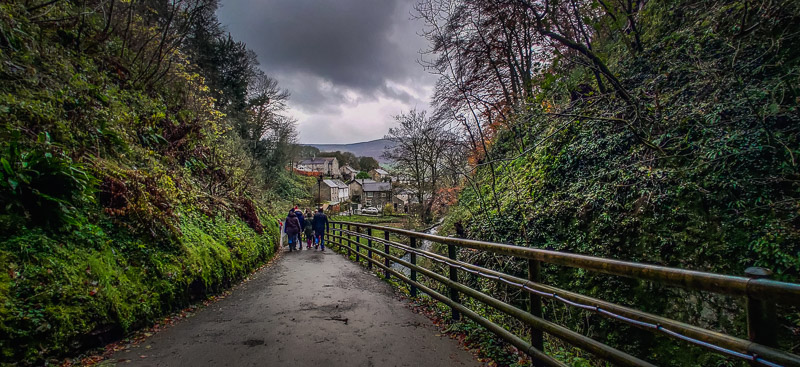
[217,0,435,144]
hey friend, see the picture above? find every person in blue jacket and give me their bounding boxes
[312,207,329,251]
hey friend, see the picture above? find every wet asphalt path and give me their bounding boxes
[107,246,479,366]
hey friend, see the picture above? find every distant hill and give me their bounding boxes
[306,138,397,164]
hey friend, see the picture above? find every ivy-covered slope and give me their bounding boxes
[445,0,799,364]
[0,2,288,364]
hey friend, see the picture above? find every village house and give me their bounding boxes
[363,181,392,209]
[332,179,350,202]
[392,188,416,213]
[297,157,340,177]
[339,165,358,181]
[347,178,375,203]
[316,179,340,203]
[369,168,390,182]
[393,188,415,206]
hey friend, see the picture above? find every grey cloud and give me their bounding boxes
[379,83,416,104]
[299,115,341,143]
[219,1,422,95]
[276,71,346,114]
[217,0,435,142]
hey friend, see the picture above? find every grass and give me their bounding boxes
[333,213,409,225]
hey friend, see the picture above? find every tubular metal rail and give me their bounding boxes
[326,221,800,367]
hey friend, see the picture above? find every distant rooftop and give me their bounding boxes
[373,168,389,175]
[299,157,336,165]
[348,179,375,185]
[331,179,348,188]
[363,182,392,192]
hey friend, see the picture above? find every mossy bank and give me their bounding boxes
[0,1,298,364]
[0,212,278,364]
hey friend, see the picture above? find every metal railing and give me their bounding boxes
[326,221,800,367]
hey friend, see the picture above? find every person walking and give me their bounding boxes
[304,209,314,249]
[295,208,305,250]
[284,209,301,252]
[278,218,284,248]
[312,207,329,251]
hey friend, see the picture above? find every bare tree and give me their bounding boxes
[384,110,456,221]
[244,71,296,184]
[415,0,548,215]
[246,70,291,143]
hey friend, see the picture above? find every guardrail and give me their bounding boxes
[326,221,800,367]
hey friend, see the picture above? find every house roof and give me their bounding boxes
[341,165,358,173]
[331,179,348,189]
[322,179,338,188]
[348,178,375,186]
[299,157,337,165]
[373,168,389,175]
[363,182,392,192]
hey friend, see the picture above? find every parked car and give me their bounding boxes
[362,207,379,215]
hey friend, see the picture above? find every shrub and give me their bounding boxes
[0,133,97,230]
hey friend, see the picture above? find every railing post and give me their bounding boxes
[330,223,335,249]
[335,223,340,249]
[334,223,344,250]
[355,225,361,264]
[367,228,373,270]
[384,231,391,279]
[346,224,352,258]
[448,243,461,321]
[410,236,417,297]
[745,267,778,349]
[326,223,332,248]
[529,259,544,364]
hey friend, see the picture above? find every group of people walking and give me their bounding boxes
[282,206,329,252]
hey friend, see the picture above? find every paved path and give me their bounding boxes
[108,247,479,366]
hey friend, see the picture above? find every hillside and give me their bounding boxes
[429,0,800,365]
[0,2,309,364]
[306,139,396,164]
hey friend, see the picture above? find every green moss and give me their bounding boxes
[0,2,294,363]
[444,0,800,365]
[0,213,277,364]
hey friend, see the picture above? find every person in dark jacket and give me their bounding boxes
[303,209,314,249]
[312,207,329,251]
[295,209,305,229]
[284,210,301,252]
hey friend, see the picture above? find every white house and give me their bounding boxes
[332,179,350,202]
[318,179,340,203]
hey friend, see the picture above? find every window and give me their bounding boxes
[381,192,387,198]
[367,192,373,198]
